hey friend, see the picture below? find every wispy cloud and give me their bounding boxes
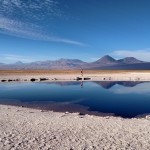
[0,54,62,63]
[90,57,99,61]
[0,54,35,63]
[111,49,150,61]
[0,0,62,18]
[0,16,86,46]
[0,0,86,46]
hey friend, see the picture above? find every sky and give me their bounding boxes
[1,0,150,63]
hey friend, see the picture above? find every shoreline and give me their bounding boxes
[1,70,150,82]
[0,102,149,119]
[0,104,150,149]
[0,102,114,117]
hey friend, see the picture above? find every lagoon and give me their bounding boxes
[0,81,150,118]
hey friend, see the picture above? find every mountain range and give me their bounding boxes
[44,81,144,89]
[0,55,150,70]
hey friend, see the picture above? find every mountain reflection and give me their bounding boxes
[94,81,144,89]
[43,82,81,86]
[0,81,150,118]
[42,81,145,89]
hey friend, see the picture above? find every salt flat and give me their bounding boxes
[0,104,150,150]
[0,70,150,81]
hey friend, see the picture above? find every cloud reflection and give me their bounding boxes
[109,82,150,94]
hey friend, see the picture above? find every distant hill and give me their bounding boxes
[0,59,87,70]
[84,55,118,68]
[14,61,24,65]
[93,55,117,64]
[0,55,150,70]
[86,62,150,70]
[117,57,143,64]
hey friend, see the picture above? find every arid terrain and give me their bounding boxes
[0,70,150,82]
[0,105,150,150]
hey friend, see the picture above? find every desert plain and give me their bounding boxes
[0,70,150,82]
[0,105,150,150]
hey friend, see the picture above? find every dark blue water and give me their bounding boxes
[0,81,150,118]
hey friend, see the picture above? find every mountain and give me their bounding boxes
[14,61,24,65]
[95,55,117,64]
[88,55,117,67]
[31,59,86,69]
[81,55,118,69]
[0,59,87,70]
[0,55,150,70]
[117,57,143,64]
[84,55,150,70]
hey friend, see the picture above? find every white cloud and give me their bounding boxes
[0,0,86,46]
[109,82,150,95]
[111,49,150,61]
[0,0,62,18]
[90,57,99,61]
[0,54,62,64]
[0,54,35,63]
[0,16,86,46]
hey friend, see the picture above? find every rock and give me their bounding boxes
[79,112,85,116]
[4,140,10,145]
[8,79,13,82]
[8,134,12,137]
[65,112,69,114]
[1,80,7,82]
[76,77,82,81]
[16,79,20,81]
[105,116,110,119]
[146,116,150,120]
[84,77,91,80]
[0,142,3,148]
[40,78,49,81]
[30,78,38,82]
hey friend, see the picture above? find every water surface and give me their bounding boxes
[0,81,150,118]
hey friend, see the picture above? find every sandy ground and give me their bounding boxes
[1,70,150,81]
[0,105,150,150]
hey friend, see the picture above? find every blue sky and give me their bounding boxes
[0,0,150,63]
